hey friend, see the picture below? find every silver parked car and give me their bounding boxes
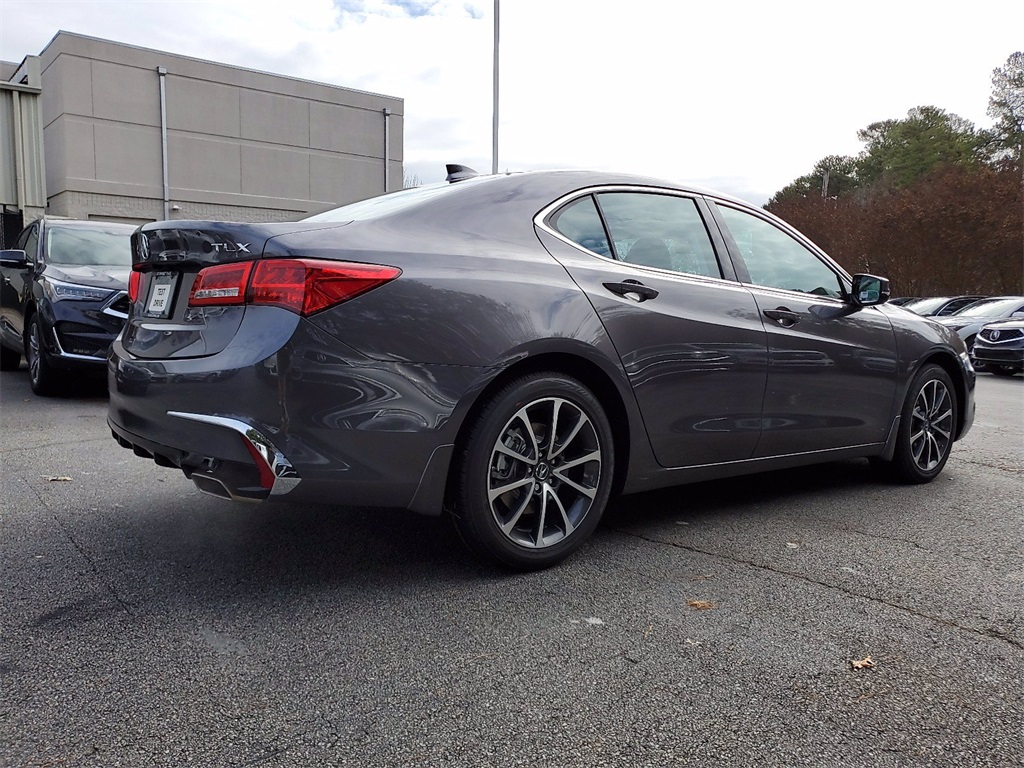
[971,319,1024,376]
[933,296,1024,359]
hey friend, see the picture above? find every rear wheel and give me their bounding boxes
[0,344,20,371]
[26,314,59,396]
[451,373,614,570]
[880,364,957,484]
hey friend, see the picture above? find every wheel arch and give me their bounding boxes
[444,351,633,509]
[919,350,970,440]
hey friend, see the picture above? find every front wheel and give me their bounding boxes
[26,314,60,396]
[451,373,615,571]
[880,364,958,484]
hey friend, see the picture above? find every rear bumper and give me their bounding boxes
[108,306,488,512]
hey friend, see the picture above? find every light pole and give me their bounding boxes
[491,0,499,175]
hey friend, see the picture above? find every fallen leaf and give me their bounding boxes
[687,600,715,610]
[43,476,72,482]
[850,656,877,670]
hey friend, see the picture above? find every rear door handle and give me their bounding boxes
[763,307,800,327]
[603,280,659,303]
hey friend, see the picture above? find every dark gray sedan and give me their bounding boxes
[108,169,975,569]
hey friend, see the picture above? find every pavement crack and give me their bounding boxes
[21,475,136,618]
[609,525,1023,652]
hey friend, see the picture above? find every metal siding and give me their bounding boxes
[0,89,15,204]
[0,85,46,208]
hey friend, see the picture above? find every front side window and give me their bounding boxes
[19,225,39,262]
[717,205,843,298]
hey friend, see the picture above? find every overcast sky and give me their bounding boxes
[2,0,1021,204]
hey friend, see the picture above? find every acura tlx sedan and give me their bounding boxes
[109,168,976,570]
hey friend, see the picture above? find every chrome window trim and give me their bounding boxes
[533,185,741,289]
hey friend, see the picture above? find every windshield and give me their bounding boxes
[303,179,486,223]
[954,297,1024,317]
[46,225,133,266]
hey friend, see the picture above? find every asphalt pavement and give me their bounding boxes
[1,367,1021,767]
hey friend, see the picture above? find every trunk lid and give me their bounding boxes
[124,220,348,359]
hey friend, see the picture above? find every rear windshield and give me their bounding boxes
[46,225,133,266]
[303,179,486,223]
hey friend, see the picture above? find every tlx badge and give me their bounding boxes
[211,242,251,254]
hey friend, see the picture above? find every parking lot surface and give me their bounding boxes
[1,369,1021,767]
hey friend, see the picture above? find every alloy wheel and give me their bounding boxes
[909,378,953,472]
[28,319,41,386]
[487,396,602,549]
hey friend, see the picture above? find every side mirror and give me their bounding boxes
[0,249,29,269]
[849,273,890,307]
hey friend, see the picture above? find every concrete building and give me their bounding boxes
[1,31,403,233]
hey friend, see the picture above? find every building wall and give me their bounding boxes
[37,32,403,224]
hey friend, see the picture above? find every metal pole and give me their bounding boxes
[157,67,170,220]
[491,0,499,175]
[383,108,391,193]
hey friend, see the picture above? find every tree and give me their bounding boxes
[988,52,1024,176]
[767,155,860,206]
[856,106,985,188]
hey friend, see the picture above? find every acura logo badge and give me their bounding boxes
[991,330,1001,341]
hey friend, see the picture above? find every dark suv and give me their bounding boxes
[0,218,135,395]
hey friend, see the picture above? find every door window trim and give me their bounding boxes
[535,185,742,284]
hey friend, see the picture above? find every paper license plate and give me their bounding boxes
[145,272,176,317]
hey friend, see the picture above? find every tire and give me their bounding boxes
[450,372,615,571]
[0,344,20,371]
[990,365,1018,377]
[26,314,60,396]
[881,364,957,484]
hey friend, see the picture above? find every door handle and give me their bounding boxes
[763,307,800,327]
[603,280,659,303]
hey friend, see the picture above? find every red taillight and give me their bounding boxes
[128,270,142,303]
[187,259,400,316]
[189,262,253,307]
[250,260,402,316]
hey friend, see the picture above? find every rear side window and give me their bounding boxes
[549,195,611,258]
[595,193,722,279]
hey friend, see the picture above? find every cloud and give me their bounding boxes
[1,0,1022,205]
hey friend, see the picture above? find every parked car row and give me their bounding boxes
[891,294,1024,375]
